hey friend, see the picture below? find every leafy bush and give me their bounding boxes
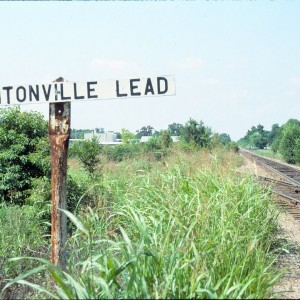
[180,118,211,147]
[143,136,164,160]
[159,130,173,148]
[70,137,101,176]
[226,141,239,152]
[279,119,300,164]
[0,107,48,204]
[218,133,231,146]
[26,177,52,221]
[26,173,91,223]
[143,135,172,160]
[294,137,300,164]
[103,143,141,162]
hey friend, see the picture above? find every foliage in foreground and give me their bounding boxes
[0,107,49,205]
[1,150,281,299]
[0,204,48,293]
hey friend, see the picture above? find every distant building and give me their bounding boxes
[140,136,152,143]
[84,131,122,146]
[140,136,180,143]
[171,136,180,143]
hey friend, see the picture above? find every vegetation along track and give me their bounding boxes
[240,149,300,221]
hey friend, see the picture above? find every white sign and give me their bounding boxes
[0,76,175,105]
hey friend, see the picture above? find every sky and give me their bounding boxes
[0,1,300,141]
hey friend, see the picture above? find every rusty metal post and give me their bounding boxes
[49,77,70,270]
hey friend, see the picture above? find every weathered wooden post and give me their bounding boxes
[49,77,70,270]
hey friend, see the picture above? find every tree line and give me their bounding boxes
[238,119,300,164]
[71,121,235,148]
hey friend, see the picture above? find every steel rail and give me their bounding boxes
[240,149,300,185]
[240,150,300,218]
[257,177,300,204]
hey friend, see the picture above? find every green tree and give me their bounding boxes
[72,137,101,176]
[70,128,105,139]
[269,124,282,153]
[121,128,135,144]
[279,119,300,164]
[268,124,281,145]
[238,124,269,149]
[0,107,48,204]
[218,133,231,146]
[237,137,248,148]
[95,127,105,134]
[168,123,183,136]
[115,132,122,139]
[250,132,266,149]
[180,119,211,147]
[294,138,300,164]
[160,130,173,148]
[135,125,158,139]
[70,129,93,139]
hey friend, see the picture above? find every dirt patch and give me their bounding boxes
[236,153,282,180]
[272,212,300,299]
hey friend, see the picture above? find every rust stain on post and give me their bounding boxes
[49,77,70,270]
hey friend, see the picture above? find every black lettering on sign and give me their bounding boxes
[16,86,26,102]
[74,83,84,100]
[60,83,71,101]
[54,84,59,101]
[145,78,154,95]
[29,85,39,102]
[130,79,141,96]
[157,77,168,94]
[87,81,98,99]
[42,85,51,101]
[116,80,127,97]
[2,86,13,104]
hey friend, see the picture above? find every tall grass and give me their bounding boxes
[0,204,48,297]
[1,149,281,299]
[252,149,283,161]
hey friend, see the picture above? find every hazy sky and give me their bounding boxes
[1,1,300,140]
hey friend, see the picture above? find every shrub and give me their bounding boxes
[0,107,48,204]
[71,137,101,176]
[226,141,239,152]
[26,174,90,223]
[180,118,211,147]
[293,137,300,164]
[103,143,141,162]
[159,130,173,148]
[279,120,300,164]
[143,135,170,161]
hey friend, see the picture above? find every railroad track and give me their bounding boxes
[240,149,300,185]
[240,149,300,221]
[259,176,300,201]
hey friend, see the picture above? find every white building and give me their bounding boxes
[84,131,122,146]
[140,136,180,143]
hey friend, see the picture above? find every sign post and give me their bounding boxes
[49,77,70,270]
[0,75,175,270]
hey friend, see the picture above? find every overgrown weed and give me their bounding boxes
[1,149,283,299]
